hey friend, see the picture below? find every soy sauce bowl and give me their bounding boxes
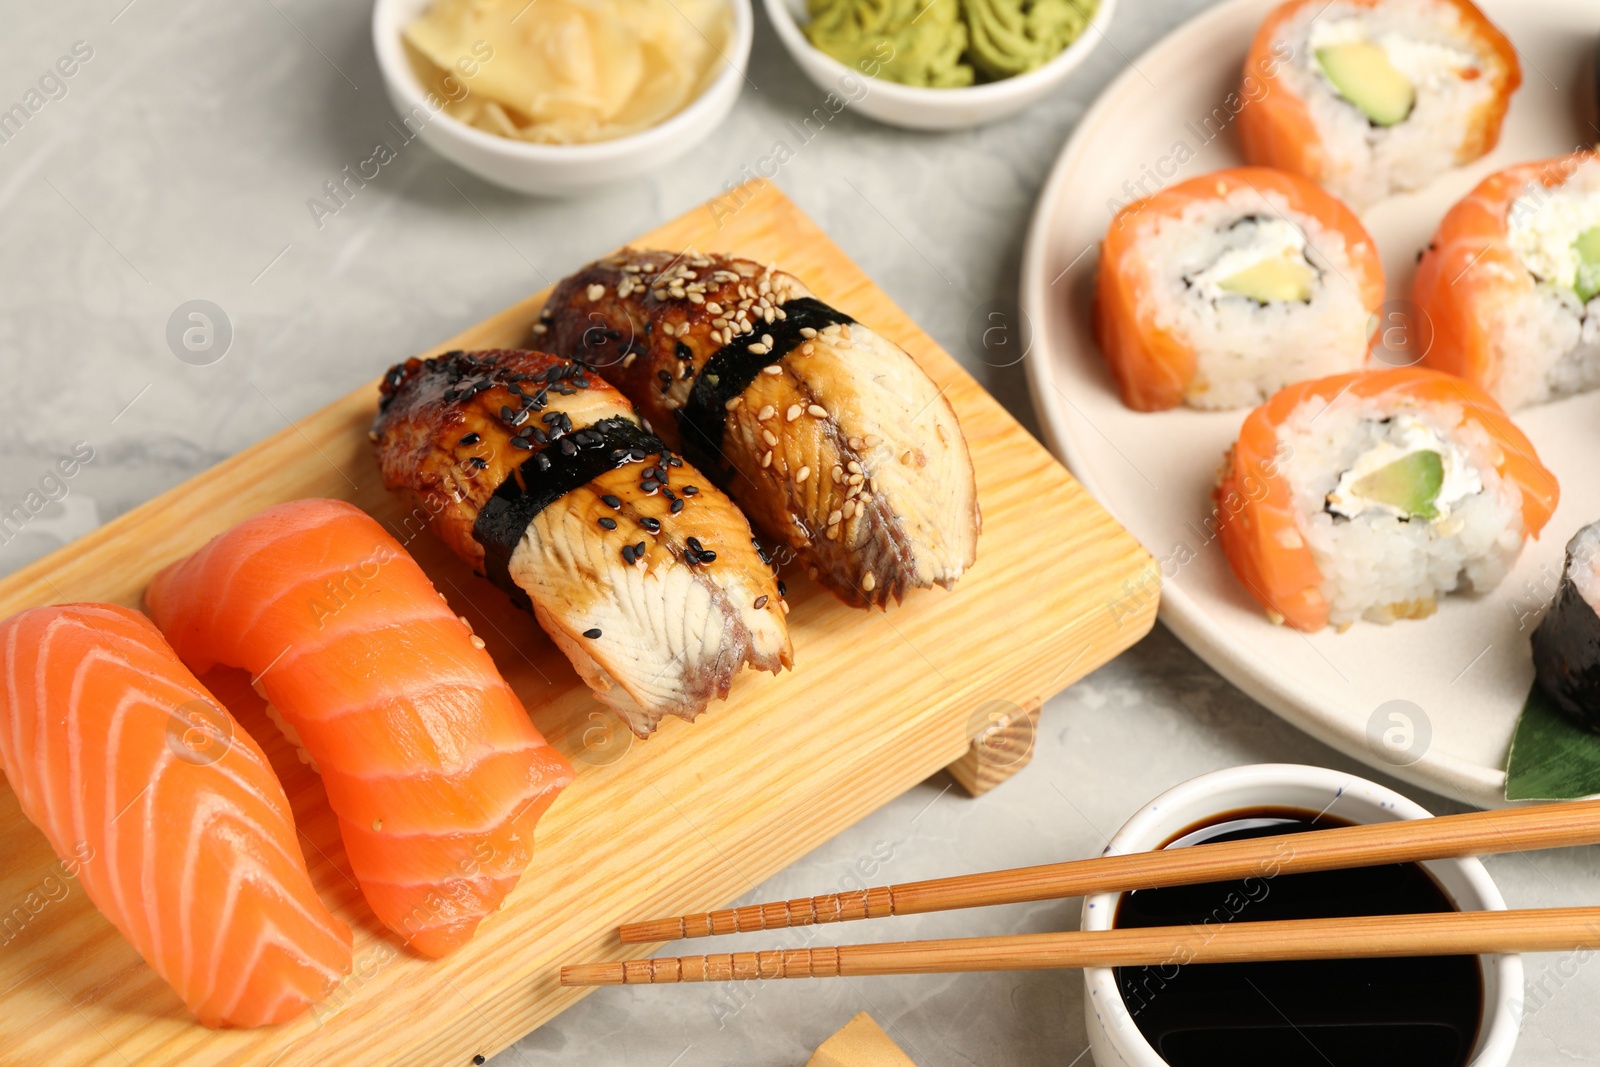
[1080,764,1522,1067]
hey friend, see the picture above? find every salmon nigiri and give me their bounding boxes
[0,603,352,1027]
[145,499,574,957]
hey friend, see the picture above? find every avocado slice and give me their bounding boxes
[1351,450,1444,520]
[1574,225,1600,302]
[1316,41,1416,127]
[1217,255,1315,304]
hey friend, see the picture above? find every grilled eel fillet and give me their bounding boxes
[538,250,980,609]
[372,349,792,738]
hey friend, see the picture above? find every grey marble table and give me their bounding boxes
[2,1,1597,1064]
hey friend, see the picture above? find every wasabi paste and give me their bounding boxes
[804,0,1097,87]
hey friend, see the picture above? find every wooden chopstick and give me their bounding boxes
[565,905,1600,986]
[620,798,1600,943]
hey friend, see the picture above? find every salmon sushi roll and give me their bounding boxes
[1216,367,1557,631]
[1238,0,1519,207]
[1094,167,1384,412]
[1416,152,1600,409]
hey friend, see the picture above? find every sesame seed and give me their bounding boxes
[785,404,802,422]
[459,432,481,446]
[762,429,778,447]
[373,819,383,832]
[671,498,684,514]
[808,404,828,418]
[799,327,817,338]
[862,573,876,592]
[725,396,743,411]
[469,634,487,650]
[598,517,618,530]
[863,435,881,447]
[762,364,783,376]
[848,437,864,451]
[796,465,811,482]
[682,485,699,496]
[531,323,548,335]
[761,334,774,348]
[849,473,864,486]
[623,352,637,367]
[602,494,622,509]
[847,461,862,474]
[754,595,769,609]
[748,343,770,355]
[781,600,790,614]
[828,509,842,525]
[583,628,602,639]
[831,466,844,483]
[458,615,471,627]
[706,301,722,314]
[761,451,773,468]
[758,404,776,421]
[641,517,661,533]
[801,343,815,356]
[586,283,605,301]
[900,450,913,464]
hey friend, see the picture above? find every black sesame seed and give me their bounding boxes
[754,595,769,609]
[635,541,647,556]
[582,628,602,639]
[535,453,552,471]
[532,427,549,444]
[559,438,578,456]
[699,550,716,563]
[501,405,517,423]
[641,479,660,492]
[670,498,685,514]
[598,517,618,530]
[777,580,787,597]
[680,365,694,380]
[683,485,699,496]
[458,432,481,446]
[657,369,672,382]
[509,437,532,450]
[467,456,489,470]
[601,494,622,509]
[686,536,704,553]
[675,341,693,361]
[622,544,637,565]
[474,1057,487,1066]
[640,517,661,533]
[542,411,561,424]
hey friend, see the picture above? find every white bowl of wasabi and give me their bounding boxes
[372,0,753,196]
[763,0,1115,130]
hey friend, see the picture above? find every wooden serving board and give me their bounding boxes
[0,183,1154,1066]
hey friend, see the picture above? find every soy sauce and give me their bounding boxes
[1113,807,1483,1067]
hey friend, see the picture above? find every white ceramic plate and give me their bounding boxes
[1022,0,1600,808]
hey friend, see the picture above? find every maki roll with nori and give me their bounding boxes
[1532,522,1600,731]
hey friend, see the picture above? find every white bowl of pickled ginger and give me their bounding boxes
[373,0,751,195]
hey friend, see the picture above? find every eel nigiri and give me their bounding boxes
[1094,166,1384,411]
[1414,151,1600,410]
[372,348,791,738]
[538,249,979,609]
[1215,367,1556,631]
[144,499,574,958]
[0,603,352,1027]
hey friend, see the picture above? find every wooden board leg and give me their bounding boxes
[946,699,1042,797]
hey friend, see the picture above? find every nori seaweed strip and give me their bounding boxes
[677,297,853,481]
[473,417,664,607]
[1532,541,1600,732]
